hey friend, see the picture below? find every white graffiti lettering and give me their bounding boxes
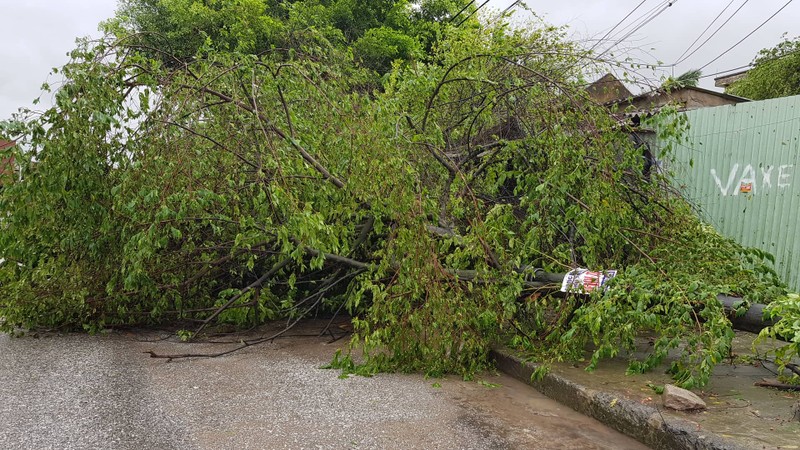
[761,165,774,188]
[778,164,794,188]
[710,164,739,196]
[710,163,793,195]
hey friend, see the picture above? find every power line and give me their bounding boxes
[589,0,650,52]
[673,0,750,66]
[699,64,751,79]
[449,0,476,23]
[699,43,800,79]
[455,0,491,27]
[499,0,522,16]
[699,0,794,71]
[605,1,669,44]
[598,1,678,59]
[673,0,738,63]
[484,0,522,27]
[615,1,677,44]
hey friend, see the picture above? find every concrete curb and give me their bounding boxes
[491,349,746,450]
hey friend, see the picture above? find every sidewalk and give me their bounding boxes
[492,331,800,450]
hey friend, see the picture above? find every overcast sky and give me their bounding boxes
[1,0,798,121]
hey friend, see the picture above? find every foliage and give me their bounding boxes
[727,36,800,100]
[0,10,787,388]
[328,0,397,40]
[516,215,785,389]
[352,27,421,74]
[758,293,800,384]
[113,0,287,60]
[111,0,479,74]
[662,69,701,90]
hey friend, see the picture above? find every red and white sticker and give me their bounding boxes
[560,268,618,294]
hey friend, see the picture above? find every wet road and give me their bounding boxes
[0,324,649,449]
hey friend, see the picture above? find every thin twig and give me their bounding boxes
[754,379,800,391]
[147,289,330,360]
[191,257,293,339]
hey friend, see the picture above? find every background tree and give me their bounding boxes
[112,0,473,74]
[727,36,800,100]
[114,0,288,61]
[352,26,421,73]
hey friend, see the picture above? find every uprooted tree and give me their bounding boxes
[0,4,791,388]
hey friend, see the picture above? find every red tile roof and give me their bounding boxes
[0,141,16,182]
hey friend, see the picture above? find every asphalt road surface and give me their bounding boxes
[0,323,649,449]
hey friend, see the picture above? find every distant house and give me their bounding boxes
[0,140,16,184]
[586,73,633,104]
[586,73,749,114]
[714,69,749,89]
[586,74,750,178]
[620,85,749,113]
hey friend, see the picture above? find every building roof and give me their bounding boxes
[626,85,750,106]
[587,73,749,111]
[0,141,15,183]
[586,73,633,104]
[0,140,15,151]
[609,86,751,128]
[714,69,750,88]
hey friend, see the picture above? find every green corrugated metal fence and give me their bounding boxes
[667,95,800,291]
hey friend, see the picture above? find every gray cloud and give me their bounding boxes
[0,0,117,120]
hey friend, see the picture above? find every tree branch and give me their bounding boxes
[178,83,346,189]
[190,256,293,339]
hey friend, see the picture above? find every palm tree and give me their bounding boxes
[662,69,702,90]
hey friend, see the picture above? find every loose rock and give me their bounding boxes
[662,384,707,411]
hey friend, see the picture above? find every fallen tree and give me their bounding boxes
[0,14,789,388]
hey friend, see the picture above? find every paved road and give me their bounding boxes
[0,324,648,449]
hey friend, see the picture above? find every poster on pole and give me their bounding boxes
[560,268,617,294]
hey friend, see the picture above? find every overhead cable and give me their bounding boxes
[673,0,738,63]
[699,64,751,79]
[673,0,750,66]
[699,0,794,71]
[589,0,650,52]
[449,0,476,23]
[598,1,678,59]
[699,46,800,79]
[455,0,491,27]
[604,1,669,44]
[610,1,677,46]
[499,0,522,16]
